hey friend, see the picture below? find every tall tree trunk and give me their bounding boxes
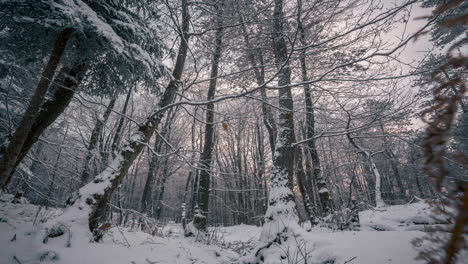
[183,107,198,224]
[182,169,193,229]
[49,1,190,241]
[140,109,175,215]
[297,2,330,216]
[0,28,74,189]
[295,145,315,221]
[193,1,224,233]
[154,157,170,219]
[257,1,299,259]
[80,96,117,184]
[140,132,163,215]
[255,121,268,221]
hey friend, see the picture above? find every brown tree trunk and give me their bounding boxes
[297,3,330,216]
[154,157,170,219]
[0,28,74,189]
[140,109,175,215]
[193,1,224,233]
[295,145,315,221]
[3,61,88,188]
[258,0,299,254]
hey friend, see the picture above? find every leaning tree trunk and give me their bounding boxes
[0,28,74,189]
[2,60,88,188]
[192,1,224,234]
[247,1,300,263]
[44,1,191,242]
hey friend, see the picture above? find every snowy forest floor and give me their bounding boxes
[0,195,443,264]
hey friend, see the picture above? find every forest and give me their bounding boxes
[0,0,467,263]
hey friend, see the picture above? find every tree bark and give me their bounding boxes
[0,28,74,189]
[154,157,170,219]
[295,145,315,221]
[140,110,175,215]
[109,86,133,159]
[80,96,117,184]
[193,1,224,233]
[297,2,330,216]
[258,0,299,254]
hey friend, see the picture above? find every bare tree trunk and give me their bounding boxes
[80,96,117,184]
[154,157,170,219]
[257,1,299,258]
[110,86,133,159]
[297,2,330,216]
[140,133,163,215]
[140,109,175,215]
[295,145,315,221]
[181,169,193,229]
[346,116,385,207]
[193,1,224,233]
[0,28,74,189]
[255,121,267,221]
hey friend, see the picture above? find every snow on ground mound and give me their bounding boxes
[222,202,440,264]
[228,225,425,264]
[301,229,424,263]
[359,200,445,231]
[0,197,238,264]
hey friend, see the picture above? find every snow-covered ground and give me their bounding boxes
[219,202,438,263]
[0,196,443,264]
[359,201,445,231]
[0,195,238,264]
